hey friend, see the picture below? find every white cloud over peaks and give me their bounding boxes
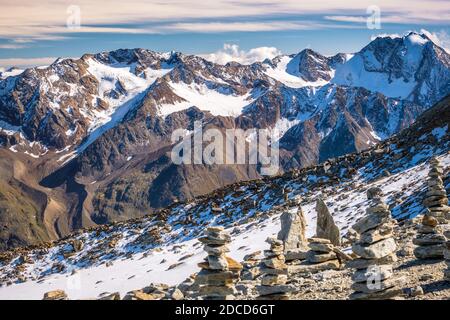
[420,29,450,53]
[370,29,450,53]
[202,44,281,65]
[370,33,401,41]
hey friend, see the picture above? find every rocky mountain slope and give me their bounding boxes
[0,93,448,299]
[0,32,449,249]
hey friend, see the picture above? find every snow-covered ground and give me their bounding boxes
[0,218,284,300]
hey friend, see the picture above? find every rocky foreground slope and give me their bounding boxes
[0,32,449,250]
[0,94,448,300]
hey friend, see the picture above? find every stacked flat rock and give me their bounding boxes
[348,190,404,300]
[196,227,242,300]
[445,230,450,281]
[413,157,447,259]
[423,157,449,223]
[305,238,340,267]
[256,237,295,300]
[240,251,262,280]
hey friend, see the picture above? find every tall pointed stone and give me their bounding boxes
[316,198,341,246]
[277,206,308,251]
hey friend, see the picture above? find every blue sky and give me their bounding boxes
[0,0,449,67]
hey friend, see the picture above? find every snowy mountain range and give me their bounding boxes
[0,31,449,250]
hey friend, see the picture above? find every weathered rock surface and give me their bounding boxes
[277,207,308,251]
[315,198,341,246]
[43,290,68,300]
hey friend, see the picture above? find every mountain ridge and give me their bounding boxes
[0,32,449,250]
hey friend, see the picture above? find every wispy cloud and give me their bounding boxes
[0,44,28,49]
[0,0,448,40]
[0,57,58,68]
[325,13,450,25]
[201,44,281,64]
[370,29,450,52]
[162,21,323,33]
[420,29,450,53]
[324,16,367,23]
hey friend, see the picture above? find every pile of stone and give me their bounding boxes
[413,157,447,259]
[256,237,295,300]
[445,230,450,281]
[195,227,242,300]
[348,188,404,300]
[305,238,340,268]
[123,283,170,300]
[423,157,449,224]
[240,251,262,280]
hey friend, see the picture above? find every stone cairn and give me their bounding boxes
[348,188,405,300]
[240,251,262,281]
[413,157,447,259]
[256,237,295,300]
[424,157,449,223]
[445,230,450,281]
[305,238,341,269]
[195,227,242,300]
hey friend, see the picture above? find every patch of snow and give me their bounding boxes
[65,126,78,137]
[0,120,21,135]
[264,56,330,89]
[8,145,18,153]
[431,125,448,140]
[70,58,174,154]
[0,67,24,79]
[158,82,252,117]
[332,54,417,99]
